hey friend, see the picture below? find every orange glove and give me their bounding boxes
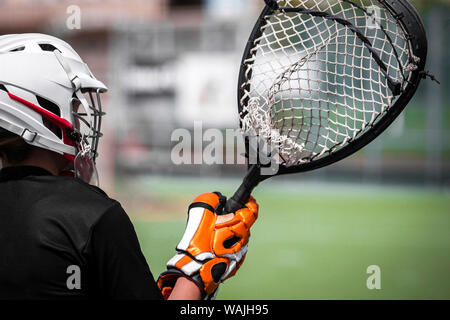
[157,192,258,300]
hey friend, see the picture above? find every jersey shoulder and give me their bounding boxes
[22,175,122,226]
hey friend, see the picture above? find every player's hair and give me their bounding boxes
[0,128,32,164]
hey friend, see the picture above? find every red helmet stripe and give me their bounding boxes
[8,92,74,130]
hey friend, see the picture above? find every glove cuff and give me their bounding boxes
[157,269,208,300]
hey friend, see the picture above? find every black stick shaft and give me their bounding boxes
[222,164,261,214]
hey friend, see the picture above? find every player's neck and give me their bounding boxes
[2,147,69,176]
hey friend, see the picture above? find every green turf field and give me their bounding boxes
[126,177,450,300]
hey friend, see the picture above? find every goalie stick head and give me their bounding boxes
[222,0,429,214]
[238,0,427,175]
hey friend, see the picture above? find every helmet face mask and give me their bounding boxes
[71,89,105,185]
[0,33,108,185]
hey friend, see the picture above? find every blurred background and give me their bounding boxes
[1,0,449,299]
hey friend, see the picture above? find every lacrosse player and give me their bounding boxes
[0,34,258,300]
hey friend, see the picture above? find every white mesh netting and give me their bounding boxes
[240,0,416,166]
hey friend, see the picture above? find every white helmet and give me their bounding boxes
[0,33,107,183]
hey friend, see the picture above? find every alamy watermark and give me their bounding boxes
[170,121,280,175]
[66,5,81,30]
[366,265,381,290]
[366,5,382,29]
[66,265,81,290]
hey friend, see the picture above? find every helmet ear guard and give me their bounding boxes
[6,91,77,158]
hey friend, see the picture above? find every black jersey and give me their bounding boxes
[0,166,163,300]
